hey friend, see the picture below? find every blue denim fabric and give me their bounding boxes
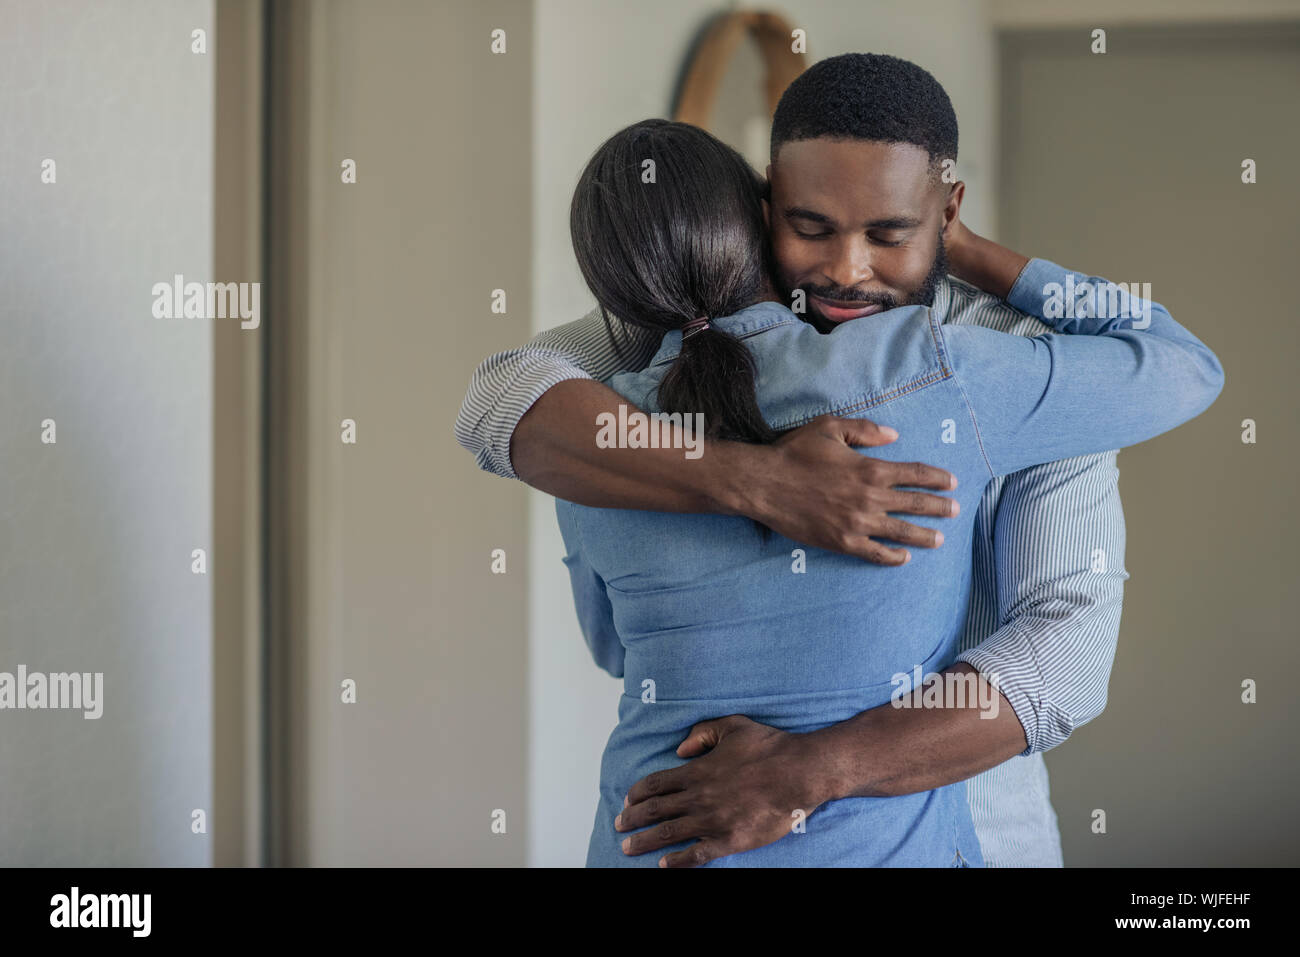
[557,259,1223,867]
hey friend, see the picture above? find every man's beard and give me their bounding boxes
[775,235,948,333]
[911,234,948,308]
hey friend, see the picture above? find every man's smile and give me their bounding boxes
[808,293,886,323]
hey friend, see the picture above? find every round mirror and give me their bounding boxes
[672,10,808,171]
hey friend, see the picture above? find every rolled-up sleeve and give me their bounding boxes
[956,450,1128,754]
[453,307,660,480]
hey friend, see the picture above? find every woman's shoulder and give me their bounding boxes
[745,304,949,420]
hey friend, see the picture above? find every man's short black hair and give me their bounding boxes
[770,53,958,168]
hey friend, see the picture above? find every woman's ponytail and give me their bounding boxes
[657,325,775,444]
[570,119,778,447]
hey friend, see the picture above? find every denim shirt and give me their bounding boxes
[557,259,1223,867]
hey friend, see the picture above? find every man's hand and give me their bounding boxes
[513,382,956,566]
[614,715,829,868]
[734,414,958,565]
[614,666,1027,867]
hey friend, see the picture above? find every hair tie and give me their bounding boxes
[682,316,710,339]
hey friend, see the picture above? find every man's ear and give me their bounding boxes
[941,181,966,238]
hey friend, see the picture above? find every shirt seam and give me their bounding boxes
[930,309,997,479]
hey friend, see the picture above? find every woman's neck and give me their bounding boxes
[756,270,784,305]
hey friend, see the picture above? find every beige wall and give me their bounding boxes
[212,0,265,868]
[1000,22,1300,865]
[268,0,532,865]
[992,0,1300,27]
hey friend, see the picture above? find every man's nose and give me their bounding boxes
[821,238,874,291]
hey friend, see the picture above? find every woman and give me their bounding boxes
[558,119,1223,866]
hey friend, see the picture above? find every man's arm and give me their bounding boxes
[454,306,660,480]
[805,451,1127,797]
[960,452,1127,753]
[456,308,959,564]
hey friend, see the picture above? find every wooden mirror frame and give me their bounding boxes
[672,10,808,131]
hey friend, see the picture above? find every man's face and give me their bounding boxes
[766,138,952,332]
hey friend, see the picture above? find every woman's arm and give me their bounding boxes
[944,220,1031,301]
[554,501,624,678]
[945,259,1224,477]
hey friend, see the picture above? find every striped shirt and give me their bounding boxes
[454,275,1129,867]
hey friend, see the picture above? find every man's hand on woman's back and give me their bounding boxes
[511,379,956,565]
[734,414,958,565]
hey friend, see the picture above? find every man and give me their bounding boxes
[454,53,1128,866]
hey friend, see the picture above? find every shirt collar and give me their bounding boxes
[645,278,957,367]
[930,275,953,323]
[647,301,798,366]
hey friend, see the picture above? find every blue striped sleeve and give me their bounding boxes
[453,307,661,480]
[956,451,1128,754]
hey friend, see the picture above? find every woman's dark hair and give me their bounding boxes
[570,118,777,445]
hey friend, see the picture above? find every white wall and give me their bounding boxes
[528,0,998,867]
[0,0,214,865]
